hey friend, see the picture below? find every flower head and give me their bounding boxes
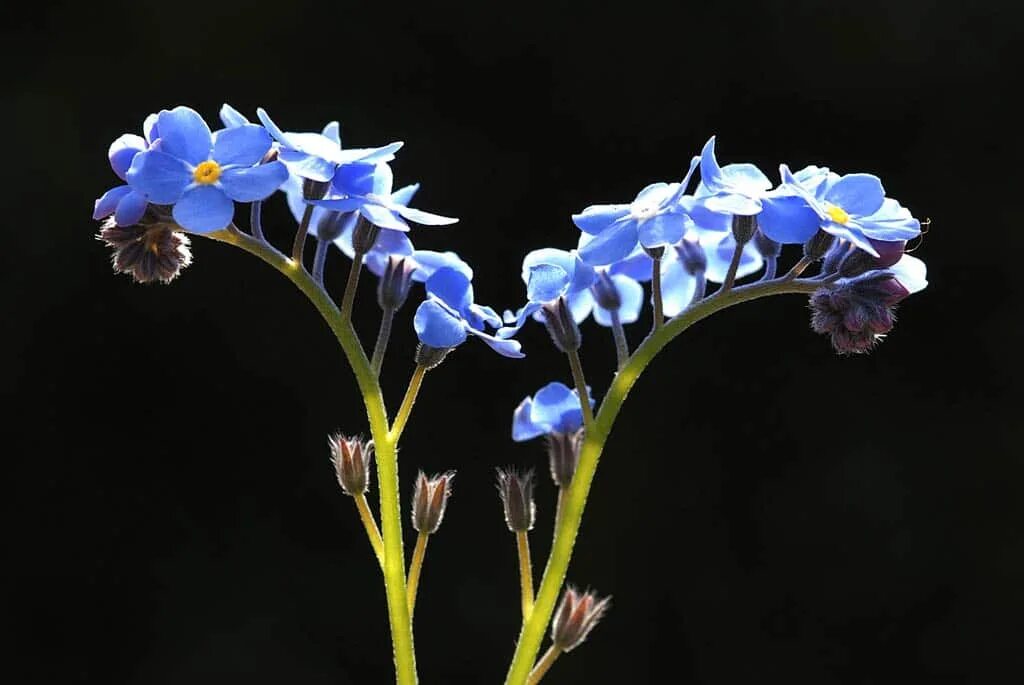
[512,382,592,441]
[499,248,597,337]
[126,107,289,233]
[96,212,192,284]
[93,116,159,227]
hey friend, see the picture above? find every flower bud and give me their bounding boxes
[731,214,758,245]
[546,430,583,487]
[415,343,451,370]
[541,297,581,353]
[642,245,665,260]
[315,211,347,243]
[495,467,537,532]
[837,240,907,278]
[809,275,910,355]
[412,471,455,534]
[675,238,707,275]
[96,215,193,285]
[754,230,781,260]
[328,434,374,496]
[350,216,382,255]
[589,271,621,311]
[551,586,611,652]
[378,256,417,311]
[302,178,330,201]
[803,229,835,261]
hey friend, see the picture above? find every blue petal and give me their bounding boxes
[572,204,630,235]
[172,186,235,233]
[394,204,459,226]
[360,202,409,231]
[219,103,250,128]
[410,250,473,282]
[698,136,725,192]
[567,288,595,323]
[426,267,473,311]
[638,213,686,248]
[821,221,879,256]
[126,150,191,204]
[607,245,654,281]
[659,256,697,317]
[857,198,921,241]
[577,218,639,266]
[497,302,541,338]
[703,193,762,216]
[372,163,394,196]
[720,163,772,193]
[255,107,298,148]
[824,173,885,217]
[531,382,579,430]
[527,264,571,303]
[321,121,340,144]
[220,161,289,202]
[156,107,212,166]
[681,196,732,233]
[512,398,545,441]
[93,185,132,219]
[109,134,147,180]
[390,183,420,206]
[212,124,272,167]
[758,194,820,244]
[143,113,160,144]
[414,299,468,348]
[466,327,525,358]
[888,255,927,295]
[333,162,377,196]
[279,148,337,182]
[704,235,763,283]
[114,189,148,226]
[593,274,644,326]
[337,142,404,165]
[522,248,573,283]
[666,155,701,205]
[313,197,365,212]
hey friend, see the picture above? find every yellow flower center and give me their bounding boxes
[826,204,850,225]
[192,160,222,185]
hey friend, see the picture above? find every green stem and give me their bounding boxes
[210,227,418,685]
[390,365,427,443]
[503,277,824,685]
[340,252,365,323]
[291,204,314,265]
[371,306,396,377]
[354,493,385,568]
[610,310,629,371]
[407,531,430,620]
[517,530,535,621]
[565,349,594,428]
[526,646,561,685]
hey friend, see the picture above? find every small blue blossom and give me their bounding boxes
[774,164,922,256]
[573,157,699,266]
[93,115,160,226]
[512,382,593,441]
[413,265,524,358]
[499,248,596,337]
[126,107,289,233]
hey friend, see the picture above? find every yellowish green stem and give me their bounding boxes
[407,532,430,620]
[565,349,593,428]
[526,645,561,685]
[517,530,535,621]
[503,277,826,684]
[390,364,427,443]
[354,493,385,568]
[211,227,418,685]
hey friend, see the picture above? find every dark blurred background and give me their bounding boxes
[3,0,1021,682]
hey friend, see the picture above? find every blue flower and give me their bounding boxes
[126,107,289,233]
[772,165,922,256]
[511,382,593,441]
[313,162,458,232]
[573,156,699,266]
[255,107,402,183]
[500,248,596,336]
[93,115,160,226]
[413,265,524,358]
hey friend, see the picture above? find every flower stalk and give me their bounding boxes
[354,493,385,567]
[517,530,535,620]
[407,531,430,619]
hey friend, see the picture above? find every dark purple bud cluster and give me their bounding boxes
[551,586,611,652]
[96,212,193,285]
[541,297,581,353]
[809,275,910,354]
[496,467,537,532]
[412,471,455,534]
[329,434,374,496]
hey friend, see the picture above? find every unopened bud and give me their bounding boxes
[412,471,455,534]
[415,343,451,370]
[731,214,758,245]
[541,297,581,353]
[302,178,330,201]
[495,467,536,532]
[838,240,907,278]
[821,239,852,275]
[378,256,417,311]
[551,586,611,652]
[351,215,382,255]
[328,434,374,496]
[809,275,909,355]
[589,271,621,311]
[803,229,835,261]
[315,211,347,243]
[546,430,583,487]
[754,230,781,260]
[675,238,707,275]
[97,215,193,285]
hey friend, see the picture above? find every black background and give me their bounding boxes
[5,0,1022,682]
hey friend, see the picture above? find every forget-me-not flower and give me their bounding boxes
[126,107,289,233]
[512,382,593,441]
[499,248,597,336]
[93,115,160,226]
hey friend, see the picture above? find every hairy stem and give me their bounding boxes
[517,530,535,621]
[210,227,417,685]
[526,646,561,685]
[354,493,385,567]
[390,364,427,443]
[565,349,594,429]
[407,532,429,620]
[340,253,365,323]
[721,240,745,291]
[503,276,824,684]
[610,310,629,370]
[371,306,396,377]
[250,201,265,242]
[291,204,314,265]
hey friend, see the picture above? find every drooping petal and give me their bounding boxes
[658,256,698,317]
[666,156,701,205]
[219,161,289,202]
[126,150,191,204]
[567,288,595,323]
[531,382,580,430]
[593,274,644,326]
[698,136,725,192]
[821,221,879,256]
[109,134,147,180]
[360,202,410,231]
[390,183,420,207]
[824,173,885,217]
[704,235,763,283]
[143,113,160,144]
[313,197,366,212]
[720,163,772,193]
[497,302,542,338]
[758,194,821,244]
[219,103,250,128]
[321,120,340,144]
[414,299,468,348]
[607,244,655,281]
[888,254,928,294]
[512,398,545,441]
[333,162,377,196]
[410,250,473,282]
[638,213,687,249]
[212,124,272,167]
[426,267,473,311]
[279,147,337,182]
[172,185,235,233]
[371,163,394,196]
[703,193,763,216]
[572,204,630,235]
[156,106,213,166]
[93,185,132,219]
[336,142,404,165]
[577,218,639,266]
[680,196,732,233]
[114,189,148,226]
[527,264,571,303]
[858,198,921,241]
[393,204,459,226]
[466,327,525,358]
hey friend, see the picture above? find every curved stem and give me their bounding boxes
[354,493,385,567]
[610,311,629,371]
[312,237,330,285]
[650,254,664,331]
[371,306,396,377]
[210,227,418,685]
[340,253,365,323]
[250,201,265,242]
[517,530,535,621]
[390,364,427,443]
[565,349,593,429]
[527,646,561,685]
[291,204,314,264]
[720,240,745,291]
[762,255,777,281]
[504,276,824,684]
[407,532,429,620]
[691,271,707,305]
